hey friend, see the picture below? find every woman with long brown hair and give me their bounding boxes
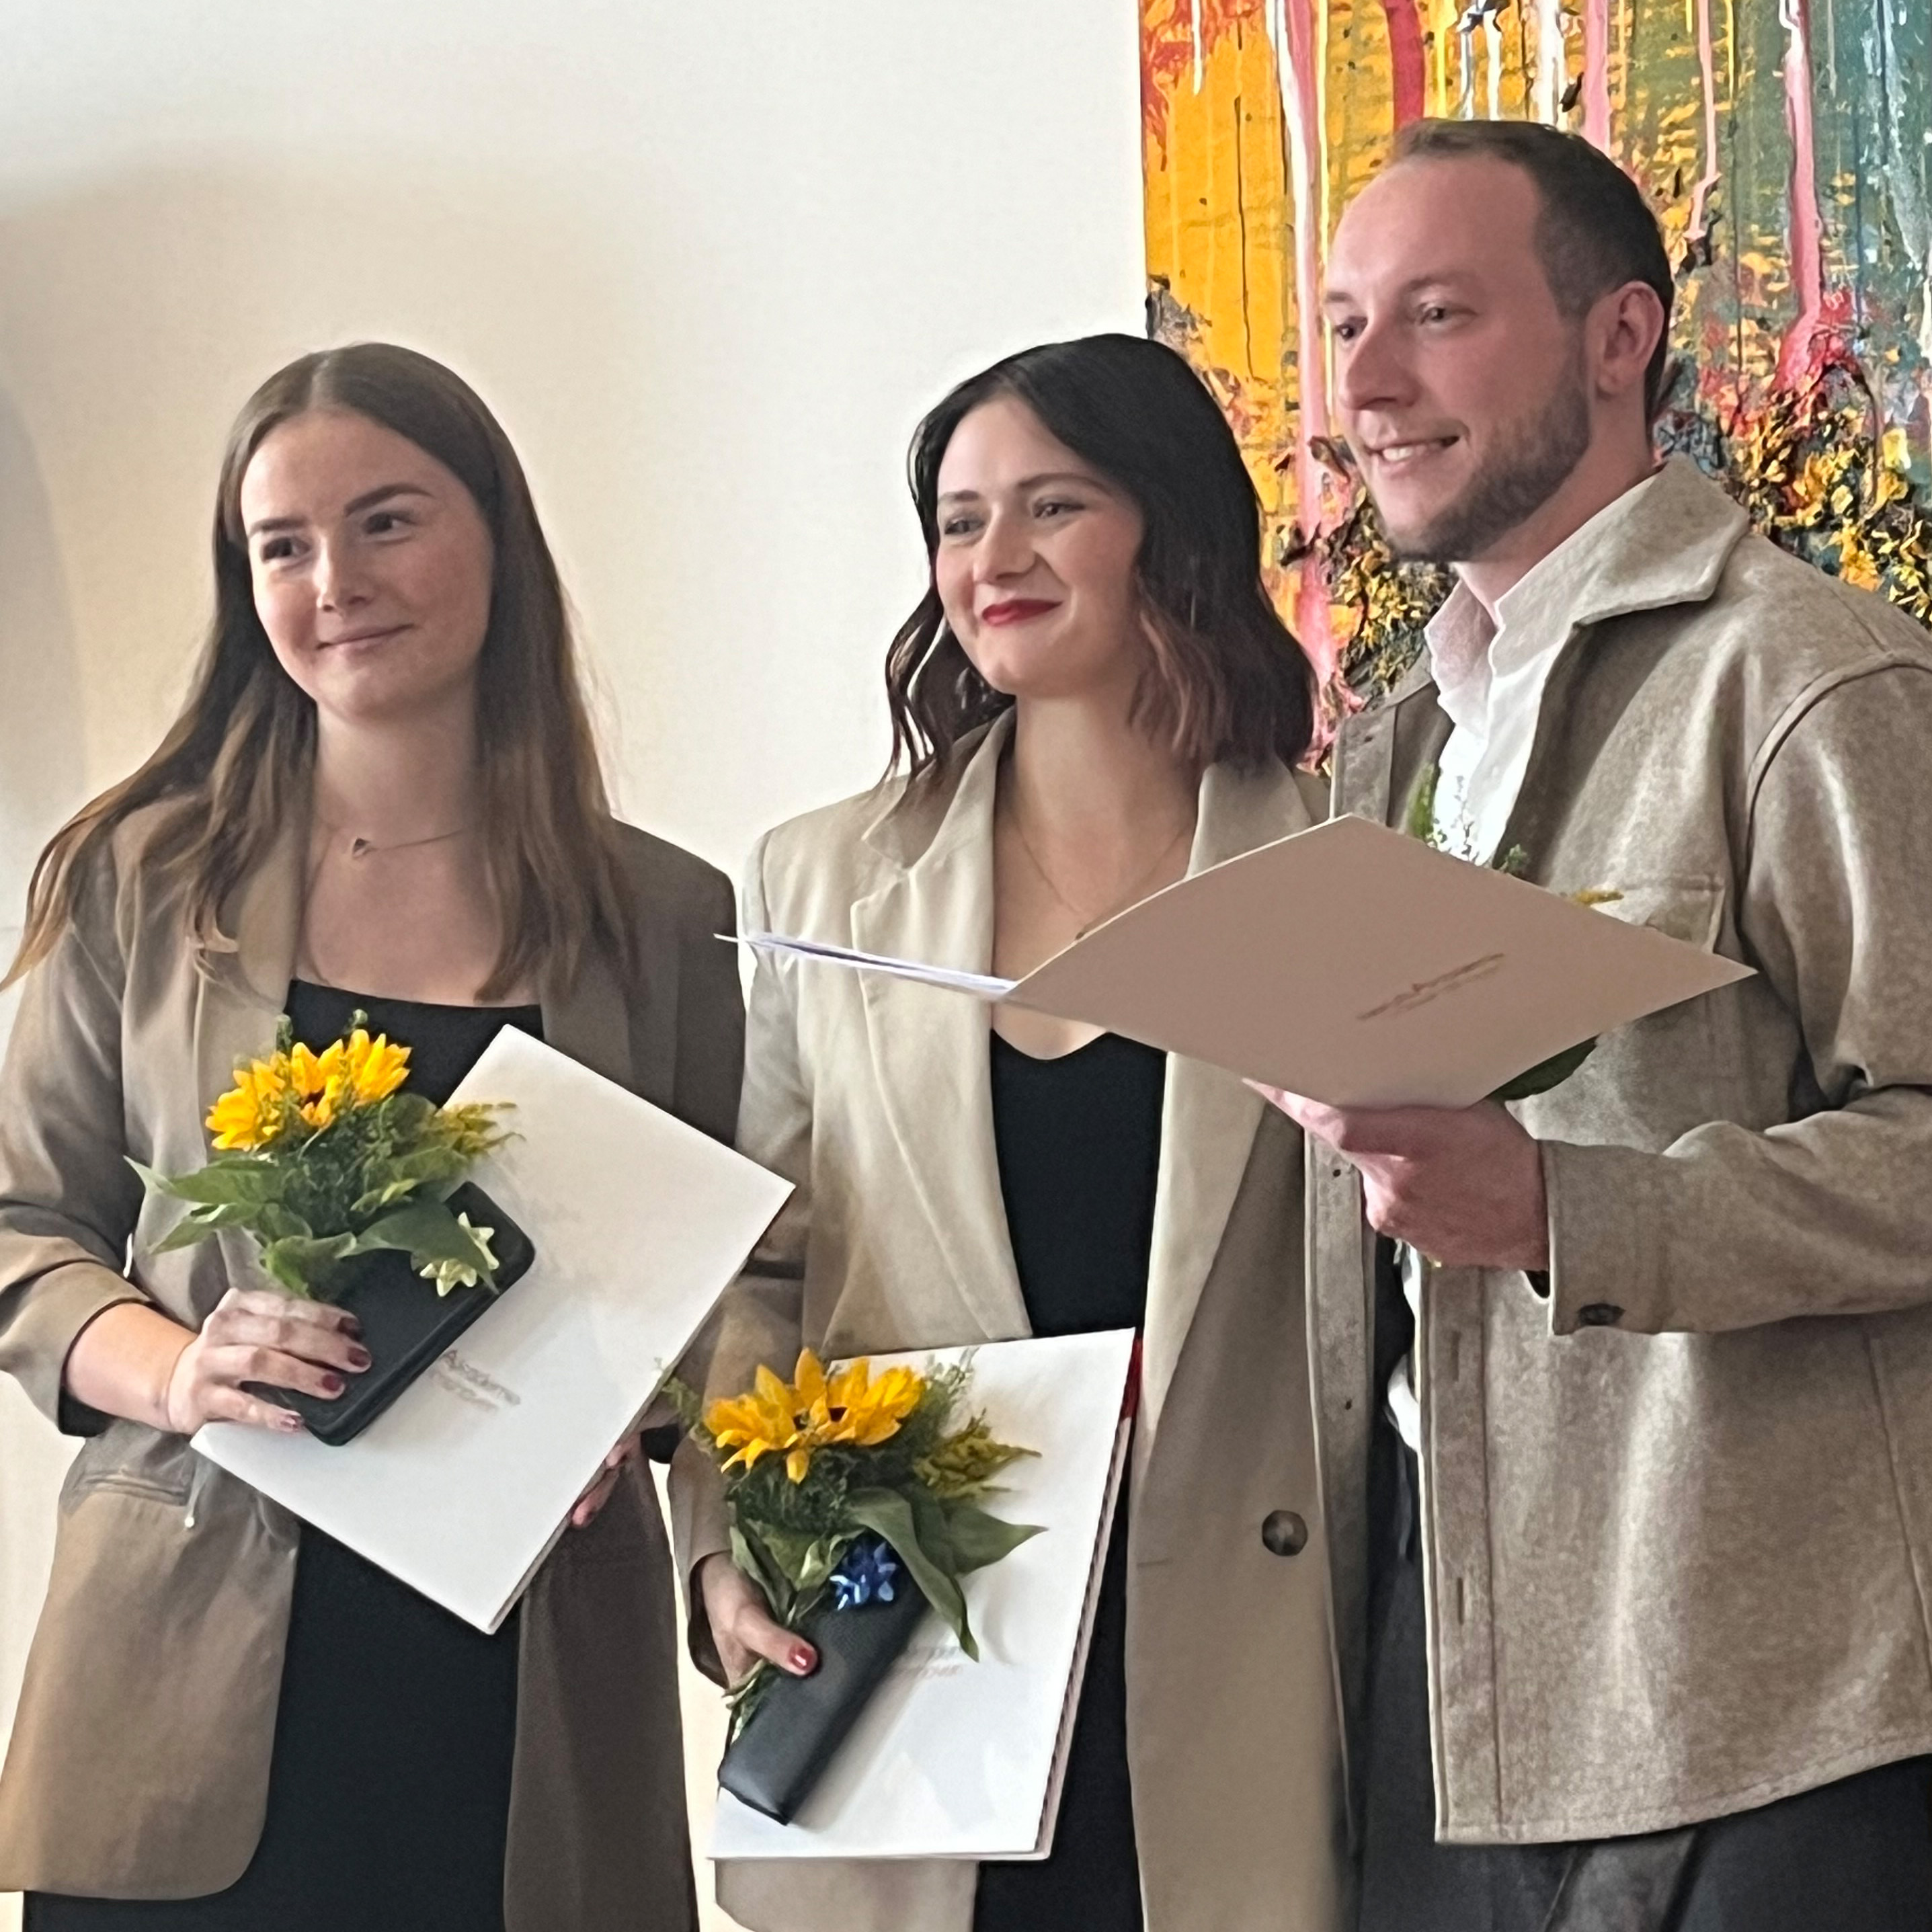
[0,343,738,1930]
[676,334,1349,1931]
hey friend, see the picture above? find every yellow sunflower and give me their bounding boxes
[706,1363,812,1480]
[705,1350,927,1484]
[206,1057,291,1150]
[803,1353,925,1449]
[343,1029,411,1104]
[286,1029,411,1131]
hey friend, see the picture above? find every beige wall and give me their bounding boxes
[0,3,1145,1922]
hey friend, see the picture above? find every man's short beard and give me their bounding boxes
[1383,371,1592,565]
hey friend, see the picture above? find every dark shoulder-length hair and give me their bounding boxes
[885,333,1316,780]
[7,342,629,998]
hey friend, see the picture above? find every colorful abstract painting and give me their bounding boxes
[1140,0,1932,709]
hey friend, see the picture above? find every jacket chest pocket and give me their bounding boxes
[1582,875,1727,952]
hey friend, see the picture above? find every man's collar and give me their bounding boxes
[1387,458,1751,709]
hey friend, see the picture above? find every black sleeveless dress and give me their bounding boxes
[973,1029,1166,1932]
[28,983,541,1932]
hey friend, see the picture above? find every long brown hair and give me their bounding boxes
[7,342,629,998]
[885,333,1316,780]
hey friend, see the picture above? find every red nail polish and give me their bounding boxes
[322,1373,345,1396]
[791,1646,817,1674]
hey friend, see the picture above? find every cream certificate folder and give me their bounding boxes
[748,814,1752,1109]
[710,1329,1135,1863]
[192,1027,793,1634]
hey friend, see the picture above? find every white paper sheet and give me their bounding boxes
[710,1329,1136,1862]
[192,1028,793,1633]
[746,814,1753,1109]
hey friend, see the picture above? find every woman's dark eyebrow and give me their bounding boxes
[245,482,433,538]
[937,471,1103,507]
[344,482,434,516]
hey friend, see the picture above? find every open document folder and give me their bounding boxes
[712,1330,1135,1861]
[746,815,1753,1109]
[192,1028,793,1634]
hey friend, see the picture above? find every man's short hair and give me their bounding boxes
[1390,118,1677,419]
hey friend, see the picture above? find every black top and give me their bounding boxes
[29,983,543,1930]
[975,1029,1164,1932]
[284,981,542,1109]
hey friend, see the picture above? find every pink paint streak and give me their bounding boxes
[1376,0,1427,127]
[1686,0,1722,245]
[1775,0,1828,386]
[1580,0,1612,150]
[1279,0,1338,680]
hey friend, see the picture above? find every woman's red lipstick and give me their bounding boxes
[979,598,1059,627]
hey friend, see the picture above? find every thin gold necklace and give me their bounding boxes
[323,825,471,862]
[1006,806,1193,938]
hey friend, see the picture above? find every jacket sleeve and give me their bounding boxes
[0,850,153,1427]
[668,827,814,1679]
[670,864,746,1147]
[1542,659,1932,1335]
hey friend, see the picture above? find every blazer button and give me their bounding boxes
[1578,1302,1624,1327]
[1261,1510,1308,1558]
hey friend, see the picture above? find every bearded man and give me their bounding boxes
[1265,119,1932,1931]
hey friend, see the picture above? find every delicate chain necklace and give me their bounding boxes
[323,825,471,862]
[1006,805,1193,938]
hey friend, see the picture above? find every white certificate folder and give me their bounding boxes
[192,1028,793,1633]
[711,1329,1137,1863]
[747,814,1753,1109]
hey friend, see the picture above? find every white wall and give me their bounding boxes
[0,3,1145,1923]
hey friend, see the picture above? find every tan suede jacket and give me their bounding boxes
[672,714,1349,1932]
[1310,459,1932,1845]
[0,803,742,1928]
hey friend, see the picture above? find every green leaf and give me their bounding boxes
[132,1160,285,1208]
[940,1499,1044,1575]
[352,1201,494,1281]
[729,1523,794,1624]
[254,1204,311,1245]
[846,1486,974,1658]
[257,1232,356,1297]
[1404,763,1441,846]
[1490,1037,1597,1104]
[350,1176,426,1217]
[126,1158,187,1201]
[392,1143,469,1186]
[152,1217,225,1253]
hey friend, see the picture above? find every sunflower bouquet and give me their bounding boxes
[677,1348,1041,1820]
[135,1013,513,1300]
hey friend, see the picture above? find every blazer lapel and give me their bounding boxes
[850,721,1029,1342]
[192,819,305,1126]
[1139,758,1320,1447]
[543,940,639,1094]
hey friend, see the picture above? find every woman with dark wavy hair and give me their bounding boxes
[0,343,738,1930]
[676,334,1348,1932]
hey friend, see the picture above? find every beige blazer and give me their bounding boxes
[0,801,743,1930]
[1310,460,1932,1843]
[673,714,1349,1932]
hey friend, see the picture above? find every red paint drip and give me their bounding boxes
[1775,0,1828,388]
[1581,0,1612,149]
[1377,0,1427,126]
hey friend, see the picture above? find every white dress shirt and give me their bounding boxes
[1385,476,1660,1450]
